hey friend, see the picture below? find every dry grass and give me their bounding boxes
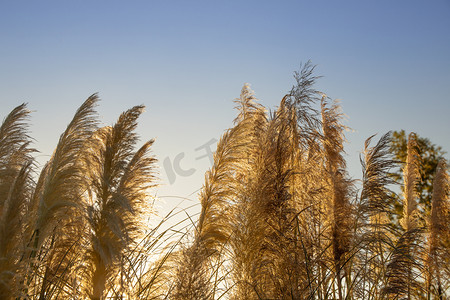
[1,65,449,299]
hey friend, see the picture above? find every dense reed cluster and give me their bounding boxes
[1,64,449,299]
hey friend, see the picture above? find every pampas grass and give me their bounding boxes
[1,66,449,299]
[0,103,34,298]
[425,159,449,299]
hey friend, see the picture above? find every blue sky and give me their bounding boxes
[1,1,449,212]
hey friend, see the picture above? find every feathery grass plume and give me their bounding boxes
[81,105,157,299]
[172,121,248,300]
[289,138,328,299]
[172,84,264,300]
[281,66,327,299]
[22,95,99,298]
[25,98,98,299]
[0,103,34,209]
[229,74,325,298]
[259,103,304,298]
[233,111,290,299]
[35,214,87,299]
[284,62,323,155]
[0,161,34,298]
[225,84,272,299]
[112,139,158,298]
[360,132,397,218]
[384,132,424,299]
[196,127,246,245]
[320,96,354,300]
[285,61,321,129]
[355,132,397,298]
[0,103,35,298]
[231,84,315,298]
[425,159,449,299]
[0,103,32,151]
[233,83,265,124]
[400,133,421,232]
[283,70,328,298]
[31,94,99,248]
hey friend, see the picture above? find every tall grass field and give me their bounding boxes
[1,64,449,299]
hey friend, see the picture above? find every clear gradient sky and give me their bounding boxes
[1,1,449,213]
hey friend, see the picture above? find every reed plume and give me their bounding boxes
[31,95,98,249]
[320,96,354,300]
[230,76,321,299]
[81,105,157,299]
[172,119,248,299]
[24,95,99,299]
[384,132,423,299]
[356,132,397,298]
[400,133,421,232]
[0,103,35,298]
[226,84,270,299]
[425,159,449,299]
